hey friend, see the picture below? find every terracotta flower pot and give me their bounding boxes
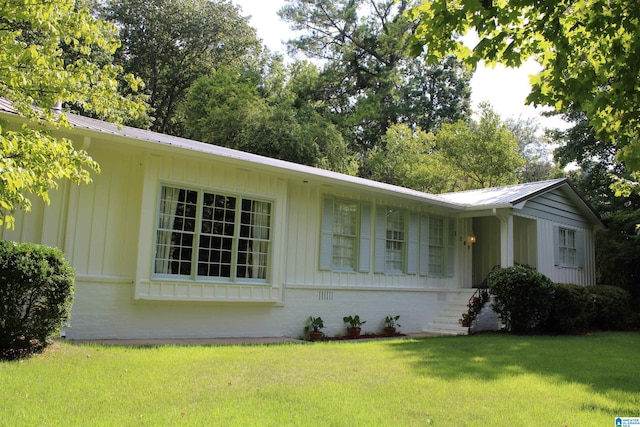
[309,331,324,342]
[384,326,396,336]
[347,327,361,339]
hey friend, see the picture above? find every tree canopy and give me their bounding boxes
[0,0,144,228]
[506,116,562,183]
[367,103,524,192]
[366,123,455,193]
[280,0,471,161]
[101,0,262,135]
[182,61,357,174]
[409,0,640,192]
[435,102,524,190]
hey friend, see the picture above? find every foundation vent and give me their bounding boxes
[318,290,334,301]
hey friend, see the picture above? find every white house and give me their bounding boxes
[0,100,603,338]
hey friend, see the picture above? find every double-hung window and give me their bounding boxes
[554,226,584,268]
[374,207,407,274]
[332,200,359,270]
[558,227,576,266]
[428,216,445,275]
[385,209,405,274]
[418,214,455,277]
[320,197,371,272]
[154,185,272,282]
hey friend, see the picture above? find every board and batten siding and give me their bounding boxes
[0,181,68,249]
[283,180,468,290]
[534,217,596,285]
[518,187,596,286]
[1,141,144,281]
[519,188,591,229]
[133,150,288,303]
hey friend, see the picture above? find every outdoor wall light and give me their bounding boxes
[465,233,477,246]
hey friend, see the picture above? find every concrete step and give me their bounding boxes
[423,289,477,336]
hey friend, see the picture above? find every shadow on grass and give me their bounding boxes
[388,332,640,395]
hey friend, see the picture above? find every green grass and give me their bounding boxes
[1,332,639,426]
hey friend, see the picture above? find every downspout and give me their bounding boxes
[52,100,62,114]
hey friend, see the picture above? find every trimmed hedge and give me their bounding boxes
[587,285,631,330]
[545,283,592,334]
[0,241,75,360]
[487,265,555,334]
[487,265,632,335]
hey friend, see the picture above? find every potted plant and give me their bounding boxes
[305,316,325,341]
[383,315,401,336]
[459,289,489,328]
[460,311,473,327]
[343,315,366,339]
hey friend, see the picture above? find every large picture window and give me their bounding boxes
[154,185,272,282]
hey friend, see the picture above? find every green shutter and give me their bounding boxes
[419,214,429,275]
[553,225,560,266]
[575,230,585,268]
[407,213,419,275]
[446,218,456,277]
[374,206,387,273]
[359,203,372,272]
[319,197,334,270]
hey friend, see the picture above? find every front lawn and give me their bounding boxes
[1,332,638,426]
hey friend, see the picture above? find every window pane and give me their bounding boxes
[385,209,404,273]
[198,193,237,278]
[558,227,577,266]
[429,217,445,275]
[332,235,355,269]
[236,198,271,279]
[154,186,197,275]
[332,201,358,270]
[156,187,272,282]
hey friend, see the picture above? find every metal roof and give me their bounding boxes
[0,98,459,209]
[437,179,568,206]
[0,98,602,226]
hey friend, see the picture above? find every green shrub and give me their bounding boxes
[586,285,631,330]
[487,266,555,334]
[545,283,592,334]
[0,241,75,360]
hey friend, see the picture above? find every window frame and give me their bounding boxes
[153,183,274,284]
[330,199,360,272]
[374,206,408,275]
[418,214,455,278]
[558,227,576,266]
[384,208,406,274]
[320,196,372,273]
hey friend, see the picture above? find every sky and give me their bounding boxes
[233,0,565,131]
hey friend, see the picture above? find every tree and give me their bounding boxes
[182,62,357,174]
[550,109,631,212]
[366,123,457,193]
[0,0,144,228]
[367,104,524,192]
[409,0,640,193]
[505,116,562,183]
[435,103,524,190]
[101,0,261,135]
[279,0,471,161]
[549,110,640,310]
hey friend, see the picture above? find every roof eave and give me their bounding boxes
[0,107,464,212]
